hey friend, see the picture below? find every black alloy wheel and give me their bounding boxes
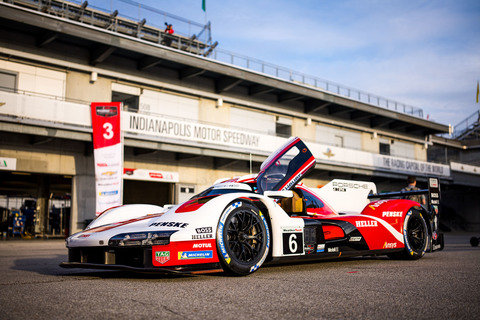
[217,201,269,275]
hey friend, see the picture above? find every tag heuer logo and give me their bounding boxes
[155,251,170,264]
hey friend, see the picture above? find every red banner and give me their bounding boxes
[91,103,121,148]
[91,102,123,215]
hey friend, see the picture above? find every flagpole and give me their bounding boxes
[202,0,207,25]
[476,80,479,104]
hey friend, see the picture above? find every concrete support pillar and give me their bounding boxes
[35,175,50,237]
[71,174,96,234]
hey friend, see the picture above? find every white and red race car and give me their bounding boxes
[61,137,444,276]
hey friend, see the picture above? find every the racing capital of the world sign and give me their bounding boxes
[91,102,123,215]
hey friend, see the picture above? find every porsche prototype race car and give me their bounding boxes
[61,137,444,276]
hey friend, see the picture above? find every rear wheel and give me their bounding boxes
[216,201,270,276]
[389,209,428,260]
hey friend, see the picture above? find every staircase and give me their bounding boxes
[453,110,480,141]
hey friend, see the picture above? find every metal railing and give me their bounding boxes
[209,48,424,118]
[452,110,480,139]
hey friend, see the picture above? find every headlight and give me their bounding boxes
[108,231,176,247]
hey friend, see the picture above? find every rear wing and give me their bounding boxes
[367,176,441,208]
[368,177,443,252]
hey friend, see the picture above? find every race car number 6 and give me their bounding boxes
[289,234,298,252]
[283,232,302,254]
[103,122,114,140]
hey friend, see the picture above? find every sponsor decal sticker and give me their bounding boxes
[283,172,304,191]
[382,211,403,218]
[317,244,325,253]
[192,234,213,240]
[305,244,315,254]
[282,228,303,232]
[368,200,389,210]
[332,181,369,189]
[328,247,339,253]
[149,222,189,228]
[355,220,378,228]
[192,242,212,249]
[349,236,362,242]
[383,242,397,249]
[178,251,213,260]
[196,227,213,234]
[155,251,170,264]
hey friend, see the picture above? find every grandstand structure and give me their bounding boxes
[453,110,480,141]
[0,0,479,235]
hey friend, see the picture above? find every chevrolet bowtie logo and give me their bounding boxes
[323,148,335,158]
[0,102,6,107]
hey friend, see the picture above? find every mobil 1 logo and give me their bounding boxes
[282,231,303,255]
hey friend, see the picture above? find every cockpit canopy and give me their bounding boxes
[256,137,316,194]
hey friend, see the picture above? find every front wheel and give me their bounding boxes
[389,209,428,260]
[216,201,270,276]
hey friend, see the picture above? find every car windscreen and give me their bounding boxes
[191,187,254,200]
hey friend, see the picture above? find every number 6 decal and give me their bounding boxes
[289,234,298,253]
[283,232,303,255]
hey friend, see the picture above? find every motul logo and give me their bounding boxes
[192,243,212,248]
[355,220,378,227]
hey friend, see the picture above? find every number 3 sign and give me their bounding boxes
[91,102,121,149]
[90,102,123,215]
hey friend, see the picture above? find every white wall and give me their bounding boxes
[316,124,362,149]
[390,140,416,159]
[0,61,66,97]
[230,107,275,135]
[139,88,199,121]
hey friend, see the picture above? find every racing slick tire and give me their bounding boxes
[388,209,428,260]
[216,200,270,276]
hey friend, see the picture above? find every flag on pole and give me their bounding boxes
[477,80,479,103]
[202,0,206,12]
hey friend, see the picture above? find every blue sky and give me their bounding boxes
[87,0,480,128]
